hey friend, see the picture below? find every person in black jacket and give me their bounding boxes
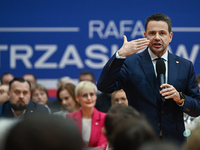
[0,77,49,119]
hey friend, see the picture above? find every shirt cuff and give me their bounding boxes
[177,101,184,107]
[116,51,126,59]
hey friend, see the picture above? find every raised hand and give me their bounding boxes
[118,35,150,57]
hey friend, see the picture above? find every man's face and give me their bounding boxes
[32,89,48,106]
[79,75,94,83]
[198,83,200,93]
[0,85,9,105]
[2,74,14,84]
[9,81,31,111]
[23,75,36,87]
[112,90,128,106]
[144,20,173,57]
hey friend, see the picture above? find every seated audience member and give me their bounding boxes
[54,83,80,118]
[31,84,56,114]
[0,84,9,105]
[79,70,111,112]
[79,70,96,83]
[103,105,140,150]
[4,114,82,150]
[196,74,200,93]
[0,77,49,119]
[23,73,37,87]
[183,74,200,132]
[48,76,73,111]
[0,73,14,85]
[112,116,157,150]
[57,76,73,88]
[183,125,200,150]
[111,89,128,106]
[183,112,200,134]
[67,81,107,149]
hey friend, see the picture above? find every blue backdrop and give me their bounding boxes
[0,0,200,91]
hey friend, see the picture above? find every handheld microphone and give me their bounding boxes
[156,59,166,102]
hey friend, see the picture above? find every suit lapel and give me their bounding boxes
[168,53,179,85]
[72,110,83,132]
[160,53,180,107]
[89,108,100,146]
[139,49,160,100]
[24,102,35,118]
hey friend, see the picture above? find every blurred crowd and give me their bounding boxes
[0,71,199,150]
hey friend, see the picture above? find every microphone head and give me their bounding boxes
[156,59,166,75]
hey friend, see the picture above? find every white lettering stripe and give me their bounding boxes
[0,27,199,32]
[0,27,80,32]
[172,27,200,32]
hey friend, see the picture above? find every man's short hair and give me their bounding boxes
[145,13,172,33]
[79,70,95,82]
[9,77,31,91]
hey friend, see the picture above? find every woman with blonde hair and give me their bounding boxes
[67,81,107,149]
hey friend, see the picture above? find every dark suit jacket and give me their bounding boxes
[67,108,107,149]
[0,101,49,118]
[97,48,200,143]
[95,93,111,113]
[47,99,61,111]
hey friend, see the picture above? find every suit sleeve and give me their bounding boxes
[97,53,126,94]
[182,61,200,117]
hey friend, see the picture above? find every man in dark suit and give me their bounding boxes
[0,77,49,119]
[97,13,200,143]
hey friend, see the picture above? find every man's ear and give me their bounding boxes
[144,32,147,38]
[169,32,173,43]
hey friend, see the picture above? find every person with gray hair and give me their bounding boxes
[67,81,107,149]
[57,76,72,88]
